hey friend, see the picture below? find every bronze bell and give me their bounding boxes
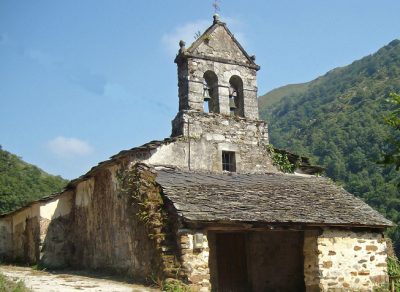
[229,98,236,110]
[203,86,211,102]
[229,86,237,97]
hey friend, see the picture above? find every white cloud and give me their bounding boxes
[161,19,210,55]
[47,136,94,157]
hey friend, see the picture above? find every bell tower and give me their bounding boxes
[173,14,260,126]
[169,15,271,173]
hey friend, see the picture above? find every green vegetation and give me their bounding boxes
[259,82,310,118]
[259,39,400,253]
[380,93,400,170]
[266,145,297,173]
[0,272,31,292]
[0,147,68,214]
[162,279,191,292]
[387,256,400,291]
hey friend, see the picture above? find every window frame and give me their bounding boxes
[222,151,236,172]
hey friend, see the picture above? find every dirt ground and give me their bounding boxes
[0,265,160,292]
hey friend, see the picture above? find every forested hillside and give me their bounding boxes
[259,39,400,251]
[0,147,68,214]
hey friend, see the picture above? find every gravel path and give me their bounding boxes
[0,265,159,292]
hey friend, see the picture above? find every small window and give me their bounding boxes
[222,151,236,172]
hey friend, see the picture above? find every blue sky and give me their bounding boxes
[1,0,399,179]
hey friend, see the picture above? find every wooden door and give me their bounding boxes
[216,233,249,292]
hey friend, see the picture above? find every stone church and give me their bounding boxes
[0,15,393,291]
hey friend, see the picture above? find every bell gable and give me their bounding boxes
[176,15,259,70]
[174,14,260,120]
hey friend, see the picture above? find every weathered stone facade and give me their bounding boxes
[167,110,275,173]
[303,229,388,291]
[0,192,72,265]
[175,16,259,119]
[0,14,393,292]
[179,231,210,291]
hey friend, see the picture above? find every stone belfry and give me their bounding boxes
[172,14,262,135]
[170,15,272,173]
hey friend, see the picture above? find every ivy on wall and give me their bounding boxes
[266,144,298,173]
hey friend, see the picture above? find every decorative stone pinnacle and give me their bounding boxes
[179,40,186,53]
[213,14,220,24]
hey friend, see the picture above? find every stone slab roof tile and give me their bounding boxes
[155,169,392,228]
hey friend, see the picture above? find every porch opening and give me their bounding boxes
[210,231,305,292]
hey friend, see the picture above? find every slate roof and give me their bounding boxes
[0,137,181,217]
[155,168,392,228]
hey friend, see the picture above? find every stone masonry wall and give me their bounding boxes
[304,229,388,291]
[193,24,249,63]
[177,25,259,119]
[303,230,321,291]
[179,230,210,292]
[172,111,268,143]
[164,111,277,173]
[186,58,258,119]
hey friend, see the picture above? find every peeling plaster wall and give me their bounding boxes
[68,165,160,281]
[75,178,95,207]
[40,191,73,268]
[11,203,40,262]
[0,202,41,263]
[0,192,73,265]
[0,218,12,261]
[39,192,73,221]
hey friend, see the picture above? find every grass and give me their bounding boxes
[0,272,31,292]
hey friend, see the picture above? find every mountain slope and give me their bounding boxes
[259,82,310,118]
[0,147,68,214]
[259,39,400,249]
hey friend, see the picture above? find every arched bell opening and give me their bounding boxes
[203,71,219,113]
[229,75,244,117]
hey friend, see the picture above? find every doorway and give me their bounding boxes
[213,231,305,292]
[216,233,249,292]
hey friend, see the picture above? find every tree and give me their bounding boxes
[381,93,400,170]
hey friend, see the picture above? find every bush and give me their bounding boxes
[162,279,191,292]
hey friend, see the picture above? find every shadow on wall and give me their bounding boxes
[0,192,73,265]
